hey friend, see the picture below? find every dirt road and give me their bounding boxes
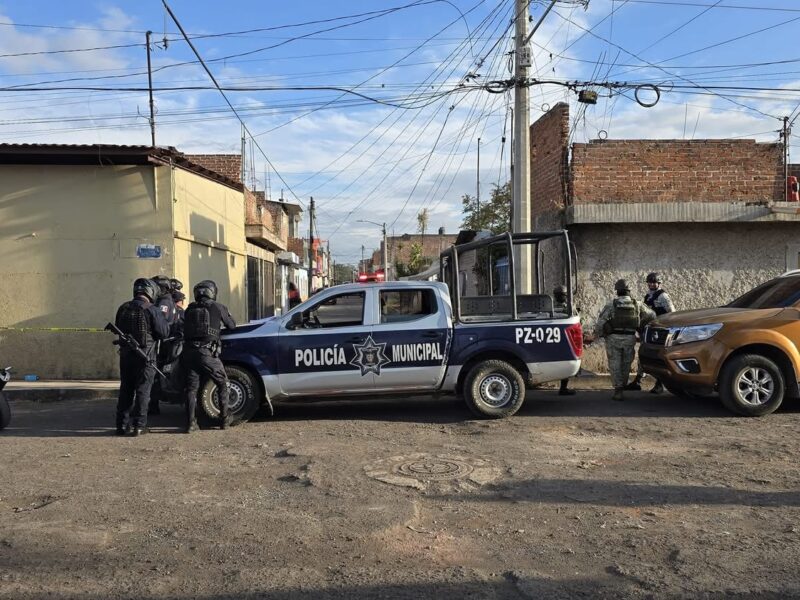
[2,390,800,599]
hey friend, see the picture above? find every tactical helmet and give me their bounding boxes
[170,278,183,291]
[614,279,630,294]
[194,279,218,301]
[553,284,567,298]
[152,275,172,294]
[133,278,159,303]
[646,272,663,284]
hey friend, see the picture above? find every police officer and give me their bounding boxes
[595,279,655,402]
[114,278,169,436]
[149,275,179,415]
[553,285,576,396]
[182,280,236,433]
[628,272,675,394]
[170,279,184,305]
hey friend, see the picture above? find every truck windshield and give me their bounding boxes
[727,276,800,309]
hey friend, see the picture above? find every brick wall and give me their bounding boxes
[530,102,570,218]
[185,154,242,184]
[571,140,783,204]
[244,189,275,230]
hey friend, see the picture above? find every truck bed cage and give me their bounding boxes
[439,230,575,323]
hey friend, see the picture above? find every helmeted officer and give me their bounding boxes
[553,285,576,396]
[170,279,184,305]
[628,272,675,394]
[114,278,169,436]
[149,275,179,415]
[182,280,236,433]
[595,279,655,402]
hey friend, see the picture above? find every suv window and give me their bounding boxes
[727,276,800,309]
[380,289,437,324]
[303,292,365,328]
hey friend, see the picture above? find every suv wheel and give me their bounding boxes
[463,359,525,418]
[198,366,261,425]
[719,354,784,417]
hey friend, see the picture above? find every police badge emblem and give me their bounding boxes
[350,335,390,376]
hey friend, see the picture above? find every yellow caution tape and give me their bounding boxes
[0,326,107,333]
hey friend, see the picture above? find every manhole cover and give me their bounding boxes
[394,458,474,480]
[365,453,501,491]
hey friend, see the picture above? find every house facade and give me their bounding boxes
[530,104,800,372]
[0,144,248,379]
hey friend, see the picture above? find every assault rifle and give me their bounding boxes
[104,322,167,379]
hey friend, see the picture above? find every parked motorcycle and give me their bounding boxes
[0,367,11,431]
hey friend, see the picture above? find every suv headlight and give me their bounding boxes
[667,323,723,346]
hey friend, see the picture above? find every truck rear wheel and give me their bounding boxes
[198,365,261,426]
[463,359,525,418]
[719,354,784,417]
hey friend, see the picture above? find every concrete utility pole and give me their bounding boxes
[477,137,481,215]
[783,116,790,202]
[308,197,315,291]
[382,222,388,280]
[145,31,156,147]
[513,0,533,293]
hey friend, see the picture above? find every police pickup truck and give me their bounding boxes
[196,232,583,423]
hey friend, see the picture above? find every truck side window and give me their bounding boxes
[380,289,437,324]
[304,292,365,328]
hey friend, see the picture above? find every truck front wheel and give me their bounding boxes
[198,365,261,425]
[463,360,525,418]
[719,354,784,417]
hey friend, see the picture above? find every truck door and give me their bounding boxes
[277,289,375,395]
[370,287,450,391]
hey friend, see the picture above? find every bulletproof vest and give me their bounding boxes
[610,297,639,333]
[115,301,150,347]
[644,289,667,315]
[184,300,221,343]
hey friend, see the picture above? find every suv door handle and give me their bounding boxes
[421,331,441,339]
[345,336,365,343]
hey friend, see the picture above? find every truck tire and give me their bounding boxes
[198,365,261,426]
[719,354,784,417]
[0,393,9,431]
[463,359,525,418]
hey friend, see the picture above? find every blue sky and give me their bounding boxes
[1,0,799,263]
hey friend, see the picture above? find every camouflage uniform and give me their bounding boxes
[632,286,675,390]
[595,295,655,398]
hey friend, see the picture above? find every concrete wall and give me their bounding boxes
[0,164,173,378]
[572,222,800,372]
[171,167,247,324]
[572,140,783,204]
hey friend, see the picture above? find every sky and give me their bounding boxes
[1,0,800,265]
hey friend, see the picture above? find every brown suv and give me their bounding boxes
[640,273,800,416]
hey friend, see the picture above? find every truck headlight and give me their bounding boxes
[667,323,723,346]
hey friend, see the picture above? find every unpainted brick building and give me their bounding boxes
[531,103,800,373]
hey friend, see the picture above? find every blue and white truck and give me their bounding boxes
[197,231,583,422]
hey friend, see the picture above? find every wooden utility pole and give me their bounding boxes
[145,31,156,147]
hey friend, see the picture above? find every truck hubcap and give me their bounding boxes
[735,367,774,406]
[211,382,246,415]
[480,374,512,407]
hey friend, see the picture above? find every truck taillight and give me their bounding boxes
[565,323,583,358]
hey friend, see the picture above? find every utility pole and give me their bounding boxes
[513,0,533,293]
[240,124,246,184]
[361,245,365,273]
[308,197,315,292]
[477,137,481,216]
[382,222,388,280]
[145,31,156,147]
[783,116,790,202]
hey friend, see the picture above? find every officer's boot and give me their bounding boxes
[624,378,641,391]
[219,407,230,430]
[185,420,198,434]
[650,379,664,395]
[612,387,624,402]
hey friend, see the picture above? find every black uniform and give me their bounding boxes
[149,292,179,414]
[182,298,236,428]
[115,296,169,431]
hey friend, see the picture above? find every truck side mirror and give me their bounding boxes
[288,312,304,330]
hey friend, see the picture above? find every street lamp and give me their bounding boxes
[357,219,388,280]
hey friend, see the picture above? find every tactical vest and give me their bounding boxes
[184,300,221,343]
[116,301,150,347]
[609,297,639,334]
[644,288,667,316]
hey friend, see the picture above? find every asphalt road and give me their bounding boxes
[2,389,800,599]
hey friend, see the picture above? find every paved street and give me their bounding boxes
[2,390,800,599]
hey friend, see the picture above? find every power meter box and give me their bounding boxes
[518,45,533,67]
